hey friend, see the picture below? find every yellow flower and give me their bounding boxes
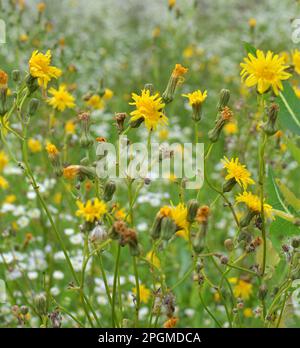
[29,50,62,88]
[114,208,127,221]
[129,89,167,131]
[47,85,75,111]
[103,88,113,100]
[224,122,238,135]
[53,192,62,205]
[236,191,273,218]
[0,150,8,172]
[37,2,46,12]
[222,157,255,189]
[233,280,253,300]
[28,138,42,153]
[86,95,104,110]
[63,165,80,180]
[182,90,207,106]
[243,308,253,318]
[65,120,76,134]
[158,204,189,239]
[4,194,16,204]
[172,63,188,78]
[0,175,9,189]
[159,128,169,140]
[292,49,300,75]
[133,284,151,304]
[19,34,29,42]
[183,45,194,59]
[168,0,176,9]
[248,18,256,28]
[240,49,291,95]
[45,142,59,156]
[76,198,107,223]
[293,86,300,98]
[146,250,160,269]
[0,69,8,89]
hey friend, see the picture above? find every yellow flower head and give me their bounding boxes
[86,95,104,110]
[243,308,253,318]
[4,194,16,204]
[133,284,151,304]
[224,122,238,135]
[63,165,80,180]
[240,49,291,95]
[37,2,46,12]
[292,49,300,75]
[172,203,189,239]
[65,120,76,134]
[222,157,255,189]
[47,85,75,111]
[76,198,107,223]
[129,89,167,131]
[233,280,253,300]
[0,175,9,189]
[28,138,42,153]
[0,69,8,89]
[172,63,188,78]
[29,50,62,88]
[103,88,113,100]
[248,18,256,28]
[182,90,207,106]
[236,191,273,218]
[163,317,178,328]
[45,142,59,157]
[0,150,8,172]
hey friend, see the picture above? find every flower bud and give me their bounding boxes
[34,293,47,316]
[12,70,21,83]
[291,237,300,249]
[224,238,234,251]
[258,284,268,301]
[20,305,29,315]
[162,64,188,104]
[28,98,40,116]
[217,89,230,111]
[150,215,162,240]
[262,103,279,136]
[161,217,177,241]
[187,199,200,222]
[220,255,229,264]
[222,177,236,193]
[192,230,205,253]
[78,112,93,148]
[115,112,127,134]
[103,180,116,202]
[208,106,233,143]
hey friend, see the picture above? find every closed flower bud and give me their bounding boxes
[192,232,205,253]
[20,305,29,315]
[208,106,233,143]
[262,103,279,136]
[150,215,162,240]
[28,98,40,116]
[102,180,116,202]
[115,112,127,134]
[161,216,177,241]
[220,255,229,264]
[12,69,21,83]
[292,237,300,249]
[217,89,230,110]
[34,293,47,316]
[129,242,141,257]
[224,238,234,251]
[187,199,200,222]
[258,284,268,300]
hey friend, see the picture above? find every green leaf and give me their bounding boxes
[243,41,256,55]
[266,168,300,239]
[277,82,300,135]
[285,138,300,166]
[255,238,280,277]
[276,179,300,212]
